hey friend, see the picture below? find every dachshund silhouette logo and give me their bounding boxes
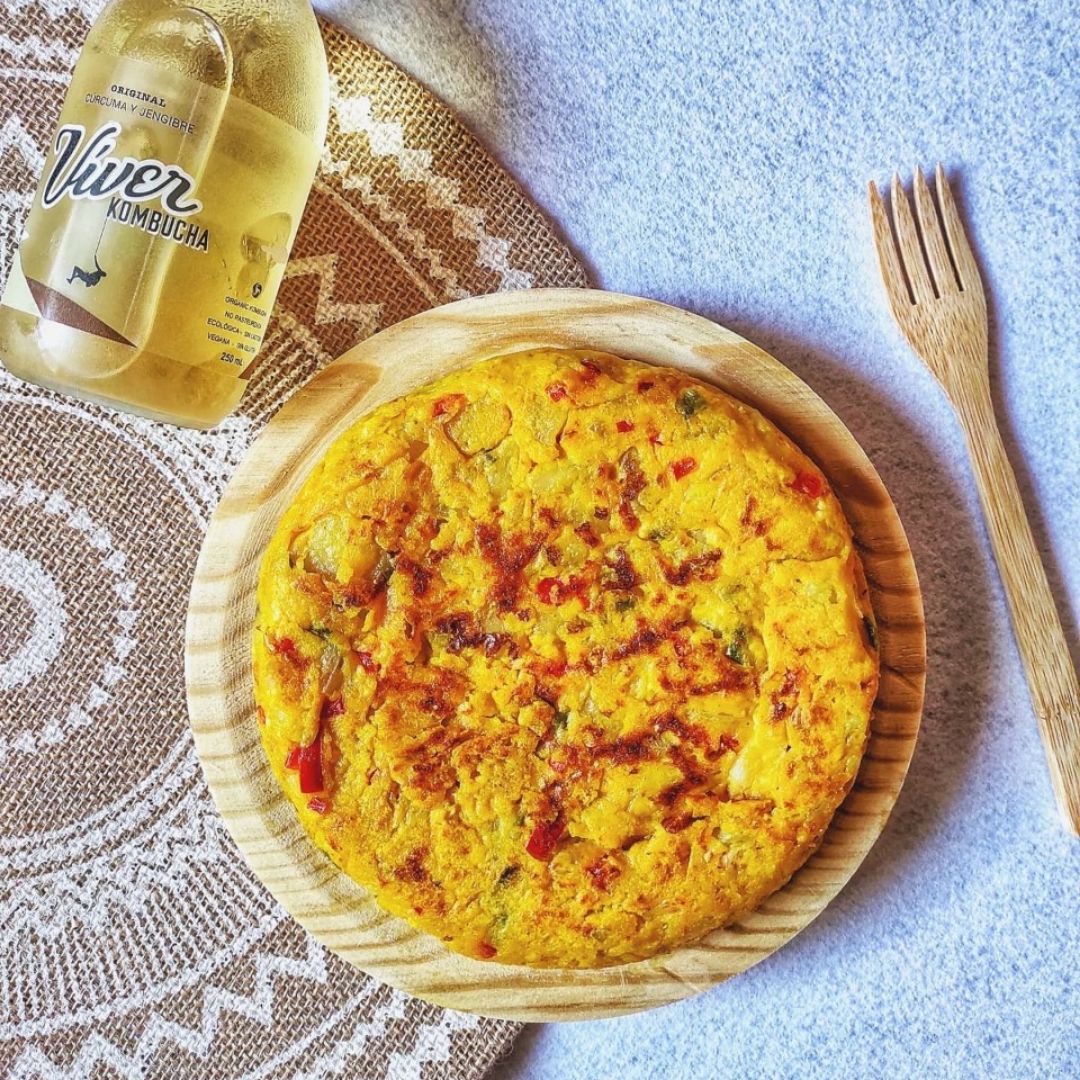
[67,255,107,288]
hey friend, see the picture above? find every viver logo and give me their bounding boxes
[42,122,202,216]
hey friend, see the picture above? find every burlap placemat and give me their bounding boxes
[0,4,587,1077]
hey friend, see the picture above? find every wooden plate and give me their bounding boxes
[185,289,925,1021]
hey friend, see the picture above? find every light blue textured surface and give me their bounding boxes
[317,2,1079,1077]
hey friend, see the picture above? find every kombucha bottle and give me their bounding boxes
[0,0,329,428]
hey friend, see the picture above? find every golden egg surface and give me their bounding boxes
[253,349,878,968]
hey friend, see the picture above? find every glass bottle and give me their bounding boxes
[0,0,329,428]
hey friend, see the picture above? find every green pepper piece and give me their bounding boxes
[725,627,747,666]
[676,387,706,418]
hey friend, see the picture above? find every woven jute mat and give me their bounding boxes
[0,3,587,1077]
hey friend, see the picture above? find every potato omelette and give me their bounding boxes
[253,348,879,968]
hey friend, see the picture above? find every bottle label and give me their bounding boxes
[1,51,320,379]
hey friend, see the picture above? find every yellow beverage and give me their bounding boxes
[0,0,329,428]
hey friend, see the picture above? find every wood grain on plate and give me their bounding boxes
[185,289,926,1021]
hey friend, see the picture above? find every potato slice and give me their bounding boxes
[446,399,512,455]
[303,513,384,587]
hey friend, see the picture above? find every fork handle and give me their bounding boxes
[947,372,1080,834]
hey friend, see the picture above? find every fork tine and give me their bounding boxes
[890,173,935,304]
[935,163,983,293]
[913,165,959,295]
[868,181,913,313]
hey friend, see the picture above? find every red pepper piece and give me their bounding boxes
[307,796,329,814]
[354,649,376,673]
[615,419,634,433]
[477,942,497,959]
[271,636,297,657]
[648,432,663,446]
[537,576,589,608]
[526,816,565,861]
[298,735,324,794]
[791,471,825,498]
[537,577,563,605]
[546,382,568,402]
[672,457,698,480]
[284,746,301,770]
[320,696,345,720]
[433,393,467,417]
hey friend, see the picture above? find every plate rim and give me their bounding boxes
[185,288,926,1021]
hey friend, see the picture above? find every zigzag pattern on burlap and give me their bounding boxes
[328,83,534,293]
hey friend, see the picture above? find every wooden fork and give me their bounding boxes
[869,165,1080,836]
